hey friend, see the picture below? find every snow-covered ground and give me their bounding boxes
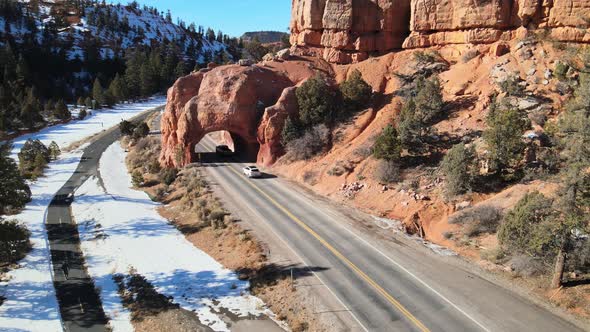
[0,99,166,332]
[72,143,274,331]
[9,97,166,160]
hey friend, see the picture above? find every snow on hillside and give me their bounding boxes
[9,96,166,160]
[0,99,165,331]
[5,1,228,62]
[71,143,276,331]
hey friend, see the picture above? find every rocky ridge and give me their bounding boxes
[290,0,590,64]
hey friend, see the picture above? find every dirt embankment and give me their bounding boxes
[124,136,329,331]
[270,40,590,320]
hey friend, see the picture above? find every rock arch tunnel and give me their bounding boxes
[159,63,306,168]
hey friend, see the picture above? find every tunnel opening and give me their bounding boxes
[193,130,260,164]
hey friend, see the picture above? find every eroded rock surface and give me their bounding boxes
[160,65,299,167]
[290,0,590,63]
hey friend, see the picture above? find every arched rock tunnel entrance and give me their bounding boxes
[192,130,260,163]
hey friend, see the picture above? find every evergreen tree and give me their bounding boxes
[92,78,105,108]
[48,141,60,160]
[296,75,336,127]
[483,107,529,175]
[441,143,476,196]
[53,99,71,120]
[339,69,372,115]
[18,139,49,179]
[0,143,31,214]
[281,116,302,145]
[373,124,402,162]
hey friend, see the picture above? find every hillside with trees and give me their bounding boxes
[0,0,242,134]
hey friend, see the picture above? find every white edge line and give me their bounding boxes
[300,194,492,332]
[200,138,369,332]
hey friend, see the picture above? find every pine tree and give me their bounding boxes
[484,107,529,174]
[339,69,372,115]
[373,124,402,162]
[296,75,336,127]
[0,143,31,215]
[48,141,60,160]
[281,116,302,145]
[53,99,71,120]
[92,78,104,108]
[441,143,476,196]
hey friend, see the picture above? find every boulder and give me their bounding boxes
[238,59,255,66]
[276,48,291,61]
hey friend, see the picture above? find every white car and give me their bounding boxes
[243,166,262,178]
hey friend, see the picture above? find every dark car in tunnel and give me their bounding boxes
[215,145,233,156]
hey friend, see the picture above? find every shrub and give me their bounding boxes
[285,124,330,160]
[484,107,529,174]
[296,75,336,127]
[499,76,526,97]
[0,144,31,214]
[339,69,372,115]
[160,168,178,185]
[554,62,569,81]
[440,143,476,196]
[0,219,31,265]
[133,122,150,139]
[498,192,556,259]
[78,108,88,120]
[53,99,71,120]
[449,205,503,237]
[375,160,401,183]
[372,125,401,162]
[18,139,50,179]
[48,141,60,161]
[281,116,303,146]
[508,255,546,277]
[131,170,144,187]
[119,120,136,136]
[461,49,480,63]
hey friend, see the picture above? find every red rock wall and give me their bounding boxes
[290,0,590,63]
[159,65,295,168]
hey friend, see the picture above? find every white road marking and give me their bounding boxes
[292,190,492,332]
[199,139,369,332]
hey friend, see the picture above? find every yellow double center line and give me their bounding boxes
[225,164,431,332]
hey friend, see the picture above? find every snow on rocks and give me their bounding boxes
[71,143,275,332]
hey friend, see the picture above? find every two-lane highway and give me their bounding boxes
[46,106,163,332]
[195,135,586,332]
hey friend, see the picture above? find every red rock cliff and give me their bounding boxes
[290,0,590,63]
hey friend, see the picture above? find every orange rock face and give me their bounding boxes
[160,65,297,168]
[290,0,590,63]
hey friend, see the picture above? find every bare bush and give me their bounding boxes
[509,255,546,277]
[461,49,480,63]
[285,124,330,160]
[375,160,401,183]
[449,205,503,237]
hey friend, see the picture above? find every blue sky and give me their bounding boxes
[111,1,291,37]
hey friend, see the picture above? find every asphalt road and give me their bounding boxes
[46,106,162,332]
[195,135,586,332]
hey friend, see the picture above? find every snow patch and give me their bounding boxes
[71,143,274,331]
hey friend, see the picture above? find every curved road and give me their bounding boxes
[195,135,586,332]
[46,107,162,332]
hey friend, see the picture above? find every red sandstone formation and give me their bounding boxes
[160,63,314,168]
[257,87,299,166]
[290,0,590,64]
